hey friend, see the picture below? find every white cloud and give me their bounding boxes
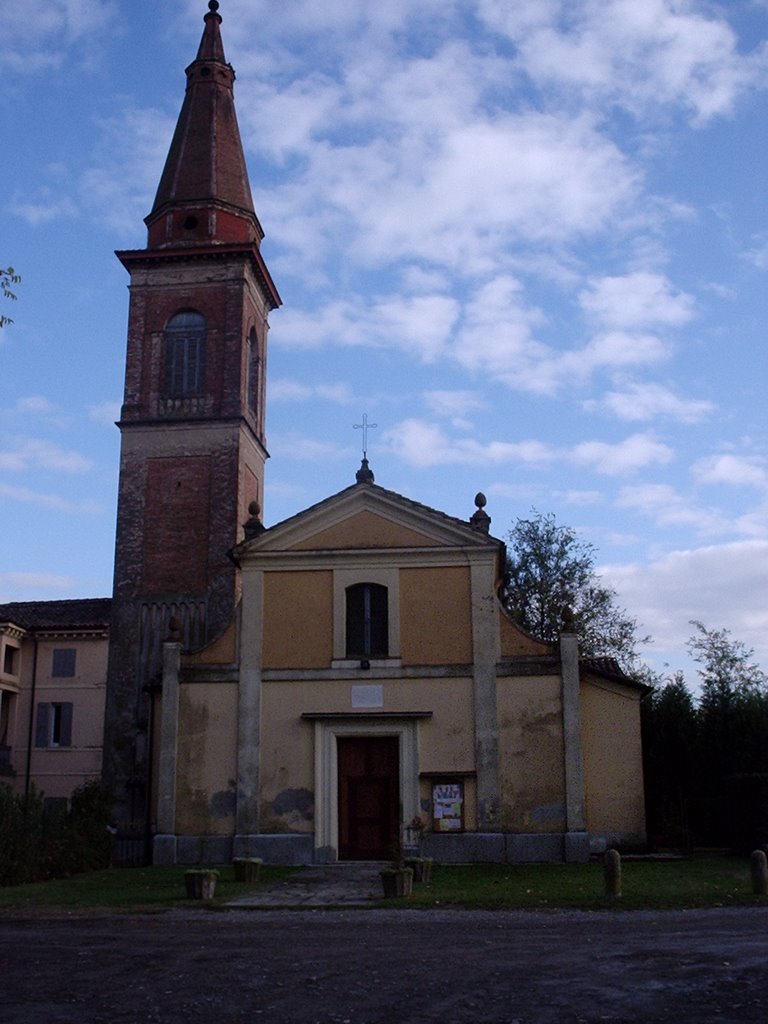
[743,234,768,270]
[423,390,486,422]
[557,489,602,506]
[13,396,56,415]
[88,400,121,426]
[0,571,74,602]
[579,272,695,330]
[603,539,768,673]
[0,0,116,71]
[692,453,768,490]
[452,276,554,392]
[587,381,715,423]
[572,432,674,475]
[0,482,101,514]
[269,379,354,404]
[0,436,92,473]
[384,418,554,468]
[80,106,176,235]
[478,0,767,123]
[8,190,78,226]
[617,482,726,533]
[275,292,459,362]
[267,434,351,461]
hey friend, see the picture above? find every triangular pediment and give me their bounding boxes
[234,482,503,559]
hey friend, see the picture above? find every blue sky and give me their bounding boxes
[1,0,767,681]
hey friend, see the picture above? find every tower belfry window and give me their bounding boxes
[164,311,206,396]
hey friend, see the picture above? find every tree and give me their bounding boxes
[1,266,21,327]
[642,622,768,849]
[641,671,698,847]
[688,620,768,790]
[503,509,644,666]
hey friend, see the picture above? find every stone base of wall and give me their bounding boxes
[153,830,604,865]
[233,833,315,865]
[589,830,648,855]
[423,831,589,864]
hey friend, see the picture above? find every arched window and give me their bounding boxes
[346,582,388,658]
[164,311,206,396]
[247,326,261,418]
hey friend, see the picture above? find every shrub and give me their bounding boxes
[0,781,114,886]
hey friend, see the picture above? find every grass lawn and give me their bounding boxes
[0,864,292,913]
[404,856,767,911]
[0,855,764,913]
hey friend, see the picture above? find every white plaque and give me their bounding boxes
[351,684,383,708]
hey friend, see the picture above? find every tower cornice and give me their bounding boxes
[115,242,282,310]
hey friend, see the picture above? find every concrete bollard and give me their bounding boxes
[604,848,622,899]
[750,850,768,895]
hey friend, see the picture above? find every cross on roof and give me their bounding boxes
[353,413,377,457]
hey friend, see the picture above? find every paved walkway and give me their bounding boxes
[226,861,387,908]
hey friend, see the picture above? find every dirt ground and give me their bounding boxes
[2,906,767,1023]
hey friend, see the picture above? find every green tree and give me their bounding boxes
[643,622,768,849]
[689,620,768,822]
[1,266,21,327]
[503,509,644,666]
[641,671,698,848]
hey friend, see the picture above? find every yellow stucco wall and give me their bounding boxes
[258,675,477,833]
[400,566,473,665]
[581,676,646,838]
[499,607,553,656]
[182,620,237,666]
[497,675,566,832]
[175,682,238,834]
[291,510,441,550]
[262,570,333,668]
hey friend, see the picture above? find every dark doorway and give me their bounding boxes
[337,736,399,860]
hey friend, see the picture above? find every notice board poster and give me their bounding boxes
[432,781,464,832]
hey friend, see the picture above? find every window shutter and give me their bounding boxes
[59,703,73,747]
[346,585,365,657]
[368,585,388,657]
[52,648,76,677]
[35,703,50,747]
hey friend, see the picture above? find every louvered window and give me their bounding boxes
[164,311,206,396]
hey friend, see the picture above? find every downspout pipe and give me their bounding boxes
[24,632,39,799]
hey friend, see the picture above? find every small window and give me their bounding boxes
[346,583,388,658]
[3,645,18,676]
[164,311,206,396]
[35,702,73,748]
[247,326,261,418]
[52,649,76,677]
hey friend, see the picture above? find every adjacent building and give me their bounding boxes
[0,600,110,806]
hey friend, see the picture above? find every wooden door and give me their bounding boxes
[337,736,399,860]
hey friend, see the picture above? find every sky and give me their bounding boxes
[1,0,767,683]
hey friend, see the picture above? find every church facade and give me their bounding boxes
[4,3,647,864]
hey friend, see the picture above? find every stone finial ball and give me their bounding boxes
[248,500,261,518]
[474,492,487,509]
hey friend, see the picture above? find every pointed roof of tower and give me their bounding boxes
[146,1,262,248]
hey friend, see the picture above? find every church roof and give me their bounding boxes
[237,465,505,557]
[0,598,111,633]
[146,1,260,243]
[580,655,649,693]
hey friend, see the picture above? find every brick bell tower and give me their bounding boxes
[103,1,280,829]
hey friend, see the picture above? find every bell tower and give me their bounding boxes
[103,1,280,827]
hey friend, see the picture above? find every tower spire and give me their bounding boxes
[146,0,261,248]
[105,3,279,828]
